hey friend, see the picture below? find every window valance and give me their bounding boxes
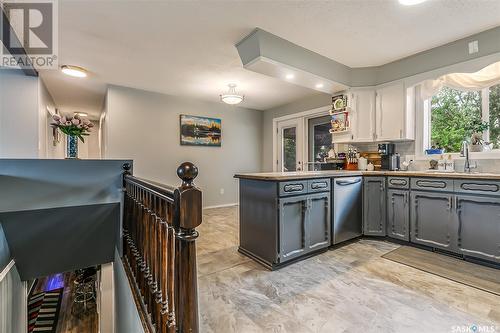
[420,61,500,99]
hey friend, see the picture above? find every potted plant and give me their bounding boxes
[466,119,489,152]
[50,114,93,158]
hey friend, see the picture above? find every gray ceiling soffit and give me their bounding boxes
[236,26,500,88]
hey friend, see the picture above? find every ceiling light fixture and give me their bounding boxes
[74,112,88,117]
[220,84,244,105]
[61,65,88,78]
[285,73,295,80]
[398,0,427,5]
[315,83,324,89]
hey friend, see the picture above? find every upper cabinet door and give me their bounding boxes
[351,89,376,142]
[375,81,405,141]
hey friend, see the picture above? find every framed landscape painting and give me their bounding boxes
[180,115,222,146]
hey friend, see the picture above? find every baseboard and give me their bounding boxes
[203,203,238,210]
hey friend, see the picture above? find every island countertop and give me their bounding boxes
[234,170,500,181]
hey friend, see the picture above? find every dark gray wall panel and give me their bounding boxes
[0,159,131,213]
[0,203,120,280]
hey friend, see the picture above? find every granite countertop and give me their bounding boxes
[234,170,500,181]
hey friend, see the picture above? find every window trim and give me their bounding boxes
[416,84,500,158]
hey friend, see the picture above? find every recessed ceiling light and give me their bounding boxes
[285,73,295,80]
[398,0,427,5]
[61,65,87,78]
[315,83,324,89]
[220,84,244,105]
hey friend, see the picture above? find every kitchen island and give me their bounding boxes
[235,171,500,269]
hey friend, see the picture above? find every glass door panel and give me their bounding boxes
[283,127,297,171]
[277,119,303,172]
[307,115,332,171]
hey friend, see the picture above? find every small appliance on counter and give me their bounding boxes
[378,143,400,171]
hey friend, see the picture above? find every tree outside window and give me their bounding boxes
[489,84,500,149]
[430,84,499,153]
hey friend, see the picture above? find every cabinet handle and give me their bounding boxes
[336,179,362,186]
[390,179,407,186]
[284,184,304,192]
[448,197,452,210]
[311,182,328,189]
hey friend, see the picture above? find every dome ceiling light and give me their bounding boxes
[220,84,244,105]
[61,65,88,78]
[399,0,427,5]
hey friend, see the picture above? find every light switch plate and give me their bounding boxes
[468,40,479,54]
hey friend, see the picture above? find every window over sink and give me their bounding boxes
[420,61,500,155]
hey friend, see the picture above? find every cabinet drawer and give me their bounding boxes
[411,178,453,192]
[387,177,409,189]
[454,180,500,197]
[308,178,331,193]
[279,180,308,197]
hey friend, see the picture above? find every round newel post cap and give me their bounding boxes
[177,162,198,186]
[122,163,132,172]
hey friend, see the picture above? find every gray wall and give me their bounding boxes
[114,250,145,333]
[105,85,263,207]
[262,93,331,171]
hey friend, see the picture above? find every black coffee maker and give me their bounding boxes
[378,143,400,170]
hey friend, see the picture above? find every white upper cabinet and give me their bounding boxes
[375,81,415,141]
[351,89,376,142]
[330,89,375,144]
[331,81,415,144]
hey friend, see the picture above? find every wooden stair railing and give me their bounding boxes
[122,162,202,333]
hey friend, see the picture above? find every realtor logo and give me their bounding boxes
[1,0,58,69]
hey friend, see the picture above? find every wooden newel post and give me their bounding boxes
[173,162,202,333]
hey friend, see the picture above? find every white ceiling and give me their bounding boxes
[40,0,500,119]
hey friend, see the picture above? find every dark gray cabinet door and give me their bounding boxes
[363,177,386,236]
[410,191,456,251]
[387,189,409,241]
[307,193,331,251]
[456,195,500,263]
[279,195,308,262]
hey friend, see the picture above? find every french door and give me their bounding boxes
[277,118,304,172]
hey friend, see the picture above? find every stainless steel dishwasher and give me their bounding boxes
[333,177,363,244]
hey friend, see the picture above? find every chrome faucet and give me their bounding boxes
[460,140,477,173]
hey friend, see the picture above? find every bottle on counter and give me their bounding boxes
[445,154,454,172]
[438,155,446,171]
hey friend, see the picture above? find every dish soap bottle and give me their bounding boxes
[445,154,454,172]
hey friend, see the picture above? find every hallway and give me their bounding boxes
[197,206,500,333]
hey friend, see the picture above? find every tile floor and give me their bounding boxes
[197,206,500,333]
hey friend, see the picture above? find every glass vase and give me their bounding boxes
[66,135,78,159]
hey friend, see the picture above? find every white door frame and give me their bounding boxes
[272,106,331,172]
